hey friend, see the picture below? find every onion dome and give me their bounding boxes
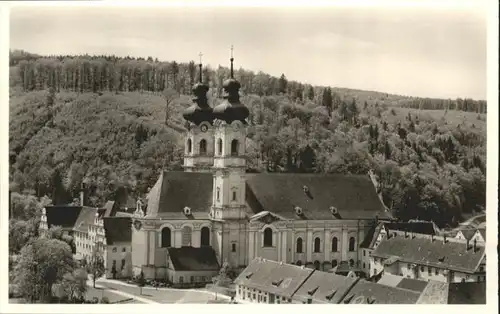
[213,46,249,123]
[183,56,214,125]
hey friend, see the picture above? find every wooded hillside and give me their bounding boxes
[9,50,487,228]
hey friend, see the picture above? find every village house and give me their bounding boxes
[234,258,479,304]
[40,192,106,262]
[370,230,486,283]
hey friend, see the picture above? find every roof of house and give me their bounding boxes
[45,205,86,229]
[145,171,213,218]
[145,171,390,221]
[245,173,390,220]
[447,282,486,304]
[103,201,118,217]
[376,273,404,287]
[477,228,486,241]
[384,221,439,235]
[234,258,314,298]
[340,280,421,304]
[45,205,103,232]
[359,223,383,249]
[459,229,477,240]
[293,270,358,304]
[416,280,449,304]
[166,247,219,271]
[396,278,429,292]
[103,217,132,244]
[372,235,485,273]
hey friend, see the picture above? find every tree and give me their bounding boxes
[137,270,146,295]
[322,87,333,115]
[14,238,75,303]
[162,88,178,126]
[307,85,314,100]
[278,73,287,94]
[212,261,231,300]
[86,248,105,288]
[60,268,88,303]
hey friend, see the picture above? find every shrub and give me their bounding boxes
[100,296,110,304]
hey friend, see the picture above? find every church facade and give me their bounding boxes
[129,54,392,282]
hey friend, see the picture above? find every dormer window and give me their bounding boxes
[183,206,192,216]
[330,206,338,216]
[295,206,303,216]
[303,185,309,193]
[272,279,283,286]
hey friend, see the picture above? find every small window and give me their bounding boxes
[232,191,237,201]
[296,237,303,253]
[112,247,117,253]
[331,237,338,252]
[187,139,192,154]
[363,250,366,257]
[179,276,184,283]
[216,187,220,202]
[349,259,355,267]
[122,247,126,252]
[363,262,366,269]
[349,237,356,252]
[199,139,207,155]
[263,228,273,247]
[232,243,236,252]
[420,266,425,272]
[121,259,125,270]
[190,276,195,283]
[314,237,321,253]
[428,267,432,275]
[231,139,239,156]
[217,138,223,155]
[435,268,439,275]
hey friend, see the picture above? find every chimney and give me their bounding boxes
[473,239,477,252]
[80,190,85,206]
[466,239,470,251]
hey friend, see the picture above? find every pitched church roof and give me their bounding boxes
[166,247,219,271]
[145,171,390,221]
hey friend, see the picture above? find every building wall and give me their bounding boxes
[166,269,217,285]
[106,242,132,279]
[235,284,293,304]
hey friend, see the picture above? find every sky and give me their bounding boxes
[9,4,487,100]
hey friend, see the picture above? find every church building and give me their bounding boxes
[128,50,392,283]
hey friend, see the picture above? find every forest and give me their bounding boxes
[9,49,487,232]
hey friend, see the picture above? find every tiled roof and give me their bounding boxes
[45,206,85,229]
[245,173,390,220]
[166,247,219,271]
[372,235,485,273]
[145,171,213,218]
[235,258,314,299]
[447,282,486,304]
[293,270,358,303]
[103,201,118,217]
[103,217,132,244]
[73,207,98,233]
[477,228,486,241]
[377,273,404,287]
[416,280,449,304]
[341,280,421,304]
[459,229,477,240]
[384,221,439,235]
[145,171,390,221]
[359,223,382,249]
[396,278,429,292]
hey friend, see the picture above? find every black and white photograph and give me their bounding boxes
[1,0,497,310]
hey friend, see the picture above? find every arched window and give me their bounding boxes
[232,190,237,201]
[314,260,320,270]
[314,237,321,253]
[349,237,356,252]
[331,237,338,252]
[296,237,303,253]
[217,138,223,155]
[187,139,192,154]
[199,139,207,155]
[161,227,171,248]
[216,187,220,202]
[181,226,192,247]
[200,227,210,246]
[263,228,273,247]
[231,139,239,156]
[349,259,355,267]
[332,260,338,268]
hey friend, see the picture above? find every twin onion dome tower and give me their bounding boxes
[182,47,250,125]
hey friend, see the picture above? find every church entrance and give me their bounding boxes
[269,293,275,303]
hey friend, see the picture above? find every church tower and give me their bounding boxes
[182,54,215,172]
[211,47,250,221]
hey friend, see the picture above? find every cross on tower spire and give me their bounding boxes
[230,45,234,79]
[198,52,203,83]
